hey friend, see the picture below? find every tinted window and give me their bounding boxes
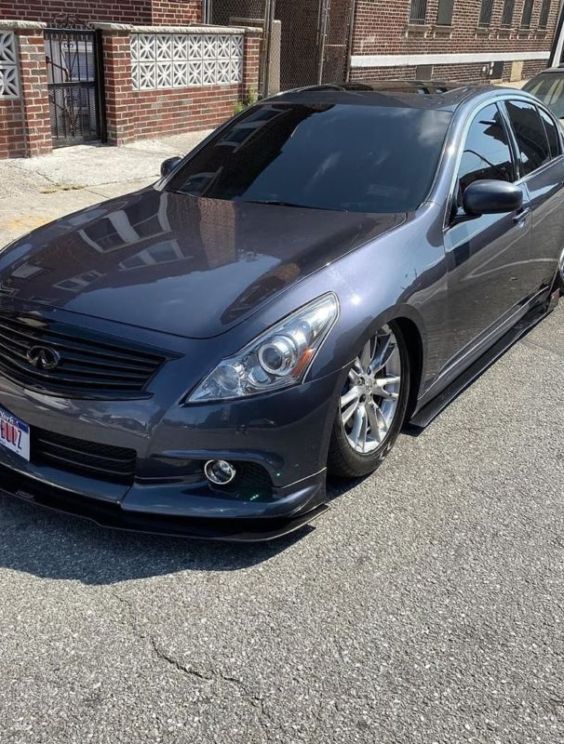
[505,100,551,176]
[457,103,514,200]
[168,103,452,213]
[538,107,562,157]
[523,74,564,118]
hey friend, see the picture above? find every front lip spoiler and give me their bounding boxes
[0,464,328,543]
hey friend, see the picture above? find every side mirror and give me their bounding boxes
[160,156,182,178]
[463,179,523,217]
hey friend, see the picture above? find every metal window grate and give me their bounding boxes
[521,0,534,27]
[410,0,428,24]
[539,0,551,28]
[436,0,455,25]
[478,0,494,26]
[501,0,515,26]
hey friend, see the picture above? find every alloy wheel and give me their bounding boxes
[340,325,402,454]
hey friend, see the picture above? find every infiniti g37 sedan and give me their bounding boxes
[0,82,562,541]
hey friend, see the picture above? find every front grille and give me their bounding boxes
[32,427,136,484]
[0,313,166,397]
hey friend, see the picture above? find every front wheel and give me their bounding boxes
[328,323,411,479]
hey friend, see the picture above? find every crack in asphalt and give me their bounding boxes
[109,589,276,738]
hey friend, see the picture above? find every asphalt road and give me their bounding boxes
[0,148,563,743]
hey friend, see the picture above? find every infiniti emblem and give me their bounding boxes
[26,345,61,371]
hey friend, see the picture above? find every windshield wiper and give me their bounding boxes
[241,199,321,210]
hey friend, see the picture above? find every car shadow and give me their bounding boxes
[0,493,316,585]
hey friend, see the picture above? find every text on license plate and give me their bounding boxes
[0,406,30,462]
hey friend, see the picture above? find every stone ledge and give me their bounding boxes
[93,22,260,35]
[0,20,47,30]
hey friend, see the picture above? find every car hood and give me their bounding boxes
[0,188,405,338]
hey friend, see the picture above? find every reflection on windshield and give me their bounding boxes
[168,102,452,213]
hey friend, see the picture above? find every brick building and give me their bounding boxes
[349,0,562,83]
[0,0,563,159]
[274,0,563,90]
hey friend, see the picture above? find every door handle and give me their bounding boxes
[513,207,531,225]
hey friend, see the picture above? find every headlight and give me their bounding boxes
[188,293,339,402]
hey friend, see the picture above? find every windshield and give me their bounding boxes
[167,102,452,213]
[524,74,564,118]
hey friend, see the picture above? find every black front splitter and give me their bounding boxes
[0,463,328,543]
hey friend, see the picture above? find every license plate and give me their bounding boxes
[0,405,30,462]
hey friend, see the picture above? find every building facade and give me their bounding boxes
[350,0,562,83]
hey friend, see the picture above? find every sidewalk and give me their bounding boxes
[0,130,211,246]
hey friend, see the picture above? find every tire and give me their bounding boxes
[559,249,564,295]
[327,322,411,479]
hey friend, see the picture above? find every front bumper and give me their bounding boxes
[0,361,342,540]
[0,462,328,541]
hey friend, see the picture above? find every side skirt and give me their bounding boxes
[406,289,560,433]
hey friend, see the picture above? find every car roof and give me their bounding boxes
[265,81,500,112]
[526,65,564,76]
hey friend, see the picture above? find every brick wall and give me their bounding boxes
[0,24,52,159]
[351,0,561,82]
[150,1,203,25]
[1,0,202,25]
[100,25,261,146]
[0,99,24,158]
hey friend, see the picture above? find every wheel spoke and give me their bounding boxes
[348,367,361,384]
[371,334,395,373]
[359,339,374,372]
[341,386,361,408]
[366,401,382,443]
[350,405,367,450]
[375,375,401,400]
[375,403,389,436]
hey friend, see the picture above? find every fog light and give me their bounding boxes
[204,459,237,486]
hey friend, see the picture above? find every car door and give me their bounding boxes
[443,102,532,365]
[502,98,564,292]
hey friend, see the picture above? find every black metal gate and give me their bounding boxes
[274,0,355,91]
[45,23,106,147]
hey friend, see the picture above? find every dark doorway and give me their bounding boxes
[45,24,106,148]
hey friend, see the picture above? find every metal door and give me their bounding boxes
[45,24,106,147]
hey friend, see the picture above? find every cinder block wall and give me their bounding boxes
[100,24,262,147]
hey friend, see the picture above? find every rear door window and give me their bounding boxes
[538,106,562,158]
[505,100,551,176]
